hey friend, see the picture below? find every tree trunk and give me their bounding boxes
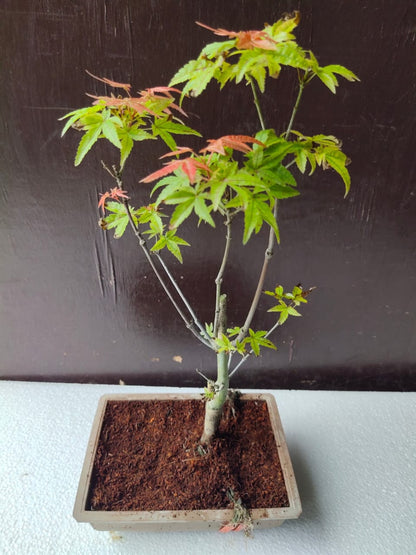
[200,294,229,445]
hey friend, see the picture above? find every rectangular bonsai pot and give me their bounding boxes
[73,392,301,531]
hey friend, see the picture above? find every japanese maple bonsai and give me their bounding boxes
[61,12,358,446]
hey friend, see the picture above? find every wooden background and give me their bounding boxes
[1,0,416,389]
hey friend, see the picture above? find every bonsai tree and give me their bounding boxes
[60,12,358,445]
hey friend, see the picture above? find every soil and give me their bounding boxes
[88,397,289,512]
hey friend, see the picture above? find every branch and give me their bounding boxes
[122,199,215,350]
[248,76,266,131]
[235,76,306,346]
[234,204,277,345]
[213,213,232,337]
[100,162,214,350]
[153,251,212,343]
[229,319,281,379]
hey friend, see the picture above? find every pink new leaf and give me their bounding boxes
[196,21,277,50]
[98,187,129,213]
[200,135,266,155]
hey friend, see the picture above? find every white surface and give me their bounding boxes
[0,381,415,555]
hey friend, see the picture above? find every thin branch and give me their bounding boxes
[153,251,211,342]
[234,205,277,345]
[235,75,307,346]
[248,76,266,131]
[284,76,305,140]
[121,199,215,350]
[229,319,281,379]
[100,162,214,349]
[214,213,232,337]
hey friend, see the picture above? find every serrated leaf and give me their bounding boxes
[59,104,103,136]
[74,125,102,166]
[209,180,227,210]
[324,64,359,82]
[150,236,167,251]
[200,39,235,59]
[120,135,133,169]
[287,306,301,316]
[249,64,266,93]
[153,119,202,137]
[166,239,183,262]
[156,129,177,151]
[278,311,289,325]
[325,150,351,196]
[102,120,121,148]
[170,199,194,228]
[316,68,338,94]
[194,197,215,227]
[256,200,280,243]
[295,148,308,173]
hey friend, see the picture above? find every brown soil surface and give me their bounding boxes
[88,397,289,511]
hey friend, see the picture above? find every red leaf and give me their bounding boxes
[140,156,210,184]
[140,160,184,183]
[196,21,277,50]
[98,187,129,213]
[160,147,194,159]
[85,70,131,94]
[200,135,265,155]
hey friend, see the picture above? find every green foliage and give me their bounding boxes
[60,90,200,169]
[169,12,358,101]
[265,284,312,324]
[61,13,358,386]
[101,201,135,239]
[214,326,276,356]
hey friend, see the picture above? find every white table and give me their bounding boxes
[1,381,415,555]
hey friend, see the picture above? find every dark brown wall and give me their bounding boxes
[1,0,416,389]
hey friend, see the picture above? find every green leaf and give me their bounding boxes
[316,68,338,94]
[325,150,351,196]
[120,135,133,169]
[101,120,121,148]
[153,119,202,137]
[209,180,227,210]
[200,40,235,59]
[166,238,183,262]
[59,104,103,137]
[194,197,215,227]
[295,148,308,173]
[287,306,301,316]
[323,64,359,82]
[256,200,280,243]
[156,129,177,151]
[249,64,266,93]
[170,199,194,228]
[278,311,289,325]
[151,236,167,251]
[74,125,102,166]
